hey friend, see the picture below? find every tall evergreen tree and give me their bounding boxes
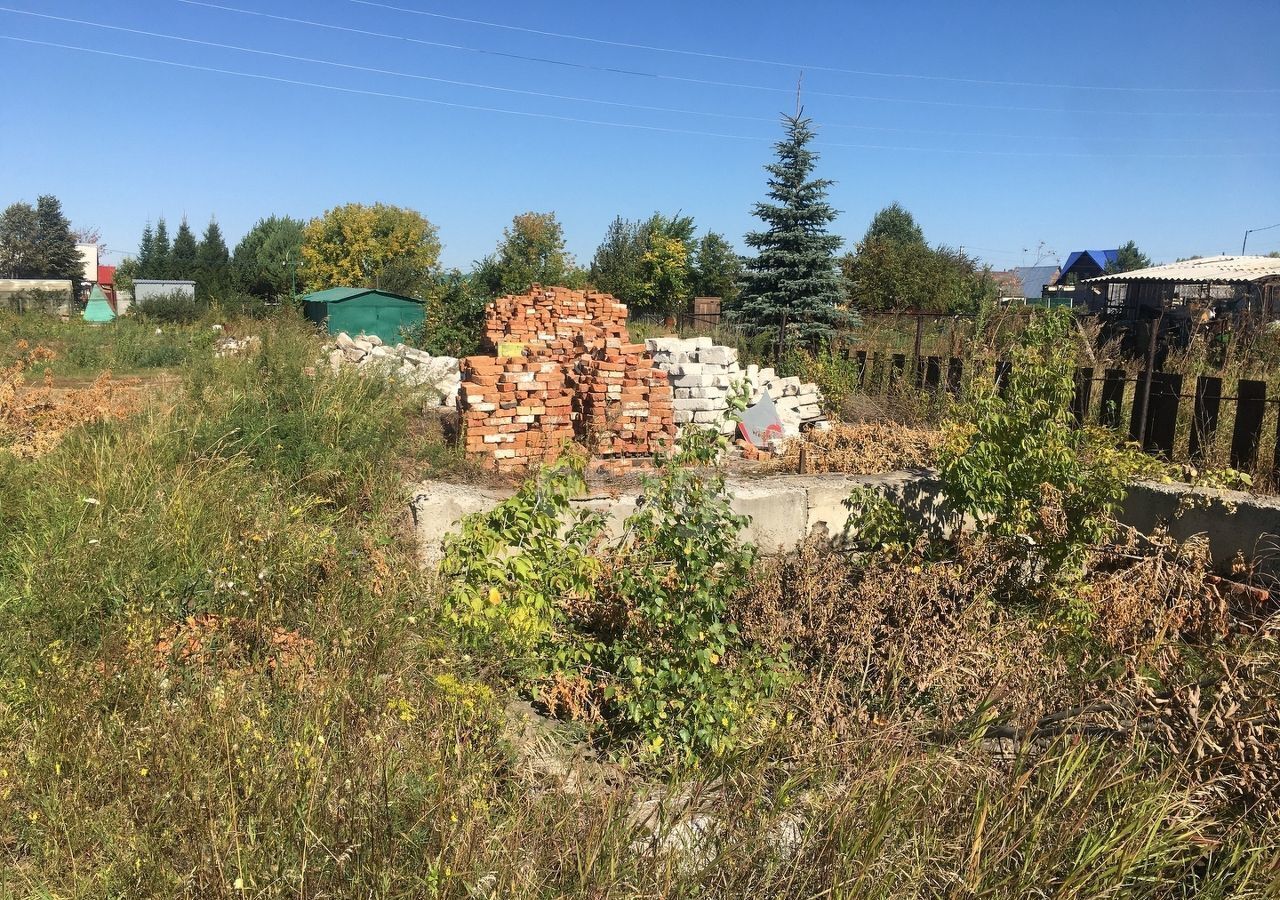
[170,218,199,280]
[137,222,156,278]
[33,195,81,283]
[232,215,305,299]
[196,219,230,297]
[734,113,850,345]
[151,218,171,279]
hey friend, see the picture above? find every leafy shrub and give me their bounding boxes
[0,288,70,314]
[442,452,785,758]
[938,309,1148,600]
[212,289,273,319]
[441,454,601,667]
[134,289,208,324]
[780,345,860,417]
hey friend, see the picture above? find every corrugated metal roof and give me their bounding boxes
[1084,255,1280,284]
[303,287,423,304]
[1012,265,1060,298]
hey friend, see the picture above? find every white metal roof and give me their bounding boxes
[1084,255,1280,284]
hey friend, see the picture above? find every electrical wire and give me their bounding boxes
[3,33,1275,160]
[175,0,1276,120]
[0,5,1246,146]
[351,0,1280,95]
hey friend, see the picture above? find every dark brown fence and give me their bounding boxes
[838,345,1280,474]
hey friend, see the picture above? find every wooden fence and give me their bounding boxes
[838,346,1280,474]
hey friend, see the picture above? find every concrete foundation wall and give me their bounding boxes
[410,472,1280,575]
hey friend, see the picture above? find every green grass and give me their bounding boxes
[0,310,220,376]
[1,313,1278,897]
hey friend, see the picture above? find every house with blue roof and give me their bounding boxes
[1058,250,1119,284]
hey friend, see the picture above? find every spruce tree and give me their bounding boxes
[33,195,82,284]
[734,112,851,346]
[137,222,156,278]
[152,218,171,279]
[197,219,231,298]
[170,218,198,280]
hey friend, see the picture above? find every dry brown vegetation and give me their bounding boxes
[771,420,943,474]
[0,340,138,457]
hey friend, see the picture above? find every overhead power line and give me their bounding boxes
[351,0,1279,95]
[0,6,1242,146]
[2,33,1275,160]
[175,0,1276,120]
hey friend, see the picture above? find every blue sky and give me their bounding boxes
[2,0,1278,271]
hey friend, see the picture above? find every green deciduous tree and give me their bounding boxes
[302,202,441,298]
[863,202,926,246]
[0,202,39,278]
[232,215,305,300]
[637,232,691,320]
[733,113,850,345]
[589,216,647,303]
[842,238,997,314]
[691,232,743,305]
[589,212,697,316]
[474,211,584,297]
[410,269,488,357]
[938,310,1147,606]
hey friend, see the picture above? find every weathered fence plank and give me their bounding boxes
[1072,367,1094,425]
[1100,369,1127,430]
[1144,372,1183,458]
[1230,380,1266,470]
[1189,375,1222,463]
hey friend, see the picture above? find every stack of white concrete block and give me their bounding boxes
[645,337,827,438]
[327,332,461,407]
[646,337,740,435]
[743,364,827,437]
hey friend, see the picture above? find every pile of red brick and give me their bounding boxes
[577,345,676,458]
[484,285,629,357]
[459,355,576,471]
[459,286,677,474]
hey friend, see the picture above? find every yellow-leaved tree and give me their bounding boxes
[301,202,441,298]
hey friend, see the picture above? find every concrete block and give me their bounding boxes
[698,346,738,366]
[725,479,809,554]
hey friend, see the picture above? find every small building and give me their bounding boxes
[0,278,74,314]
[133,279,196,305]
[1059,249,1119,283]
[303,287,426,346]
[82,285,116,324]
[992,265,1062,304]
[1084,255,1280,329]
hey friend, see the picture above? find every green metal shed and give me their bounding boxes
[303,287,425,345]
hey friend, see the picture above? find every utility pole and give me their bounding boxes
[1242,222,1280,254]
[283,247,298,303]
[795,71,804,117]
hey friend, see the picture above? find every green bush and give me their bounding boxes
[134,289,209,324]
[442,452,785,759]
[938,309,1147,609]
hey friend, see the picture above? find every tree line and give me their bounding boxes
[6,110,1159,351]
